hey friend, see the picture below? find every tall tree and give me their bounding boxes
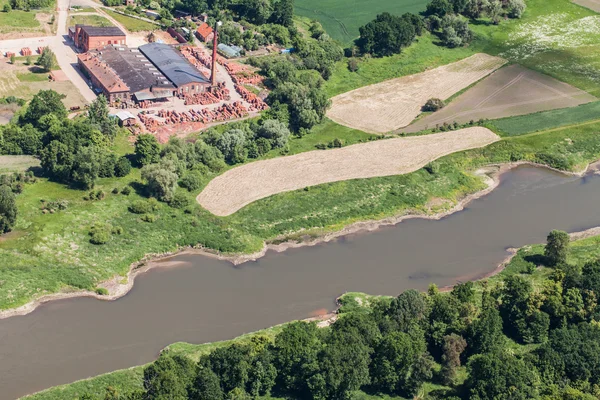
[88,95,117,139]
[545,230,570,267]
[135,134,161,166]
[0,185,17,233]
[22,90,67,126]
[441,334,467,385]
[38,47,55,72]
[270,0,293,27]
[143,355,196,400]
[190,368,224,400]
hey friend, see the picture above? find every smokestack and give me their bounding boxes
[210,21,221,87]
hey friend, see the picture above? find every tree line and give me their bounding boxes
[355,0,526,57]
[78,230,600,399]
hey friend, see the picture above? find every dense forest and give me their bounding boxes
[68,231,600,400]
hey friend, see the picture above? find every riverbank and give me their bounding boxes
[2,159,598,321]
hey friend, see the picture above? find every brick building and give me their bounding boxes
[195,22,214,42]
[77,45,174,104]
[69,25,126,52]
[139,43,211,95]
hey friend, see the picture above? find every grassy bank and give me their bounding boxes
[488,101,600,136]
[26,229,600,400]
[68,14,113,27]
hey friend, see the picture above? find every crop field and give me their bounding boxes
[404,64,597,133]
[327,53,506,133]
[197,127,500,216]
[294,0,428,44]
[488,101,600,136]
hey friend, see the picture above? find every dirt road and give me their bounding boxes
[197,127,500,216]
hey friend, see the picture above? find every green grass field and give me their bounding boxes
[294,0,428,44]
[0,155,40,173]
[488,101,600,136]
[102,8,158,32]
[69,14,114,27]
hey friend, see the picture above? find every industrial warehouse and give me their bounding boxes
[78,42,211,106]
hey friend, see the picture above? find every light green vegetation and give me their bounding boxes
[68,14,114,27]
[103,8,158,32]
[16,71,50,82]
[0,155,40,173]
[488,101,600,136]
[0,10,41,32]
[294,0,429,44]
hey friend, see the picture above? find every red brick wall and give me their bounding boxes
[176,82,210,94]
[85,36,126,52]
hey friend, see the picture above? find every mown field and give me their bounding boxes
[488,101,600,136]
[294,0,429,44]
[26,228,600,400]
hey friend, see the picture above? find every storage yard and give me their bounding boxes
[197,127,500,216]
[403,64,597,133]
[327,53,506,133]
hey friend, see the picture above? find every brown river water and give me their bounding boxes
[1,165,600,399]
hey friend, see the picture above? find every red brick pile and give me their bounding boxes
[183,82,230,105]
[234,84,268,111]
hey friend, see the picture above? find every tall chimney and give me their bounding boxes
[210,21,221,87]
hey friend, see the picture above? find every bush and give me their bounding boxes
[121,186,132,195]
[179,171,203,192]
[112,188,119,194]
[96,190,105,200]
[423,98,445,112]
[89,223,112,245]
[3,3,11,12]
[507,0,526,18]
[128,199,157,214]
[169,191,190,209]
[112,226,123,235]
[141,213,157,223]
[347,58,359,72]
[114,157,132,177]
[95,287,109,295]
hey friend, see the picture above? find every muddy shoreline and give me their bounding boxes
[1,160,599,320]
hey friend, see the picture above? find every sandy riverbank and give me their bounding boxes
[1,160,599,320]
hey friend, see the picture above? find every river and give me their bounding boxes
[1,165,600,399]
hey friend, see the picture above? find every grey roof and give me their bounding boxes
[217,43,241,58]
[79,25,126,37]
[92,45,174,93]
[139,43,210,87]
[115,111,136,120]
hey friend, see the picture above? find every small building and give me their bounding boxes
[195,22,214,43]
[113,110,137,126]
[139,43,211,95]
[217,43,242,58]
[124,0,135,5]
[69,25,126,52]
[77,45,175,104]
[144,10,160,19]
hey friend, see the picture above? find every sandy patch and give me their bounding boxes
[197,127,500,216]
[327,53,506,133]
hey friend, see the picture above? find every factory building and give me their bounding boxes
[69,25,126,52]
[139,43,211,96]
[77,45,175,105]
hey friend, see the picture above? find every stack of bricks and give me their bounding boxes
[21,48,32,56]
[234,84,269,111]
[183,83,230,105]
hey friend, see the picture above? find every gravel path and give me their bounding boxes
[197,127,500,216]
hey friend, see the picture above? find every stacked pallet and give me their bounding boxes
[184,83,230,105]
[224,62,264,86]
[234,84,269,111]
[138,114,163,132]
[37,46,47,54]
[5,52,14,58]
[21,48,32,56]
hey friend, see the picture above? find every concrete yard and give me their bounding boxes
[197,127,500,216]
[403,64,597,133]
[326,53,506,134]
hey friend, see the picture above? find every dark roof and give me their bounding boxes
[79,25,126,37]
[139,43,210,87]
[88,45,174,94]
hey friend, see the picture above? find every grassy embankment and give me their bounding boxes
[68,14,114,27]
[102,8,159,32]
[26,231,600,400]
[324,0,600,98]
